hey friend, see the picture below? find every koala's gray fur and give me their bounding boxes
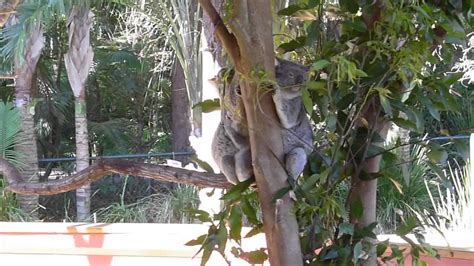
[273,58,314,179]
[211,70,253,184]
[212,59,313,184]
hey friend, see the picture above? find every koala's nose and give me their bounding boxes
[296,75,304,84]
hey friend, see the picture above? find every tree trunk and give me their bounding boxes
[348,99,390,266]
[74,96,91,221]
[64,6,94,222]
[171,61,193,165]
[13,25,44,219]
[199,1,303,265]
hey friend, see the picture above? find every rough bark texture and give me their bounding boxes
[202,0,225,67]
[200,1,303,265]
[171,61,193,165]
[13,25,44,218]
[64,6,94,222]
[1,158,231,195]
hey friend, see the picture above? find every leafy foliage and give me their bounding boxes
[0,102,23,166]
[193,0,473,265]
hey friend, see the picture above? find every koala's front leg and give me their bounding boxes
[220,155,239,184]
[285,147,307,180]
[235,147,253,182]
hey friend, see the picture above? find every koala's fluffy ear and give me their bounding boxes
[275,57,282,66]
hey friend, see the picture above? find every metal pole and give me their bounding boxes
[470,133,474,232]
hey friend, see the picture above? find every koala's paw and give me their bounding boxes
[235,148,253,182]
[221,155,239,184]
[285,147,307,180]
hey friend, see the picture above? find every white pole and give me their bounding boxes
[470,133,474,232]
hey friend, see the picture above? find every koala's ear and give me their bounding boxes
[275,57,282,66]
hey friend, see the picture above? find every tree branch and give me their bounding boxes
[0,158,231,196]
[198,0,241,69]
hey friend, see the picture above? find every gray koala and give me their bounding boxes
[211,70,253,184]
[273,58,314,180]
[212,59,313,184]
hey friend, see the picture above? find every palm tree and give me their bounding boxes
[64,5,94,221]
[12,24,44,218]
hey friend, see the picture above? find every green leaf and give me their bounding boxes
[377,240,389,257]
[352,241,363,264]
[278,4,307,16]
[339,223,355,235]
[306,81,327,92]
[192,98,220,113]
[311,59,331,71]
[336,92,356,109]
[185,234,207,246]
[278,36,307,53]
[302,88,313,114]
[351,196,364,220]
[306,20,320,45]
[244,226,264,238]
[241,198,259,225]
[217,221,228,253]
[392,117,417,132]
[191,157,215,174]
[272,186,291,202]
[229,206,243,243]
[186,209,212,223]
[339,0,359,13]
[240,248,269,264]
[307,0,320,8]
[427,148,448,164]
[343,20,366,32]
[419,96,440,121]
[221,178,254,201]
[396,216,418,236]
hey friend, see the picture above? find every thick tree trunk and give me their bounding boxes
[171,61,193,165]
[13,26,44,219]
[64,6,94,222]
[200,1,303,265]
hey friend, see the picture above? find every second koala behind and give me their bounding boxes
[211,70,253,184]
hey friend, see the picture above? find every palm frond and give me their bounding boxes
[0,101,23,165]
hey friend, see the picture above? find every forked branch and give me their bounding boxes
[0,158,231,195]
[198,0,241,69]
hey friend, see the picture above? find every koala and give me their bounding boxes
[273,58,313,180]
[211,69,253,184]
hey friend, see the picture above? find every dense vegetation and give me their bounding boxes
[0,0,472,265]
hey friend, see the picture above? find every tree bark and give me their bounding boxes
[348,99,390,266]
[13,25,44,219]
[199,1,303,265]
[1,158,231,195]
[171,61,193,165]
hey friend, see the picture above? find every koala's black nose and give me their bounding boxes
[296,75,304,84]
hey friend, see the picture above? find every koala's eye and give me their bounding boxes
[288,72,294,78]
[236,86,242,95]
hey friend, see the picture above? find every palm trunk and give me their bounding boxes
[13,26,44,219]
[64,6,94,222]
[74,96,91,221]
